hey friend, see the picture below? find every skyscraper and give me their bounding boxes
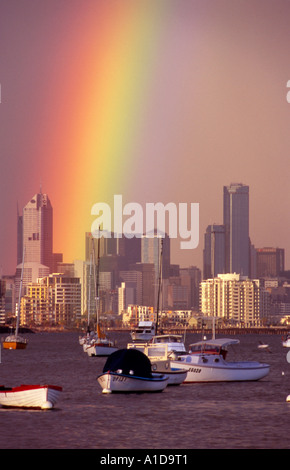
[20,191,53,270]
[223,183,250,276]
[203,224,225,279]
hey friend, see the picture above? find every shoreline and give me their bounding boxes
[1,325,288,335]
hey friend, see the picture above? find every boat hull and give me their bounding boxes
[0,385,62,409]
[171,355,270,383]
[163,368,187,385]
[97,372,168,393]
[3,334,27,350]
[85,343,118,357]
[3,341,27,350]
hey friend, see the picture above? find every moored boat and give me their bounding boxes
[0,384,62,409]
[84,324,118,357]
[150,334,186,357]
[83,232,118,357]
[170,338,270,383]
[97,348,168,393]
[3,249,27,350]
[127,342,187,385]
[2,333,27,350]
[282,334,290,348]
[130,321,156,342]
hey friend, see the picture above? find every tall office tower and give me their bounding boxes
[19,191,53,270]
[203,224,225,279]
[223,183,250,276]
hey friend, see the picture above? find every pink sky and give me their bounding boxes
[0,0,290,274]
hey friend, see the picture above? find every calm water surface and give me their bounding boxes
[0,331,289,449]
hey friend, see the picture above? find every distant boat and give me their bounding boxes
[150,239,186,357]
[0,384,62,410]
[84,323,118,357]
[3,248,27,350]
[130,321,156,342]
[97,348,168,394]
[258,341,271,352]
[282,334,290,348]
[171,338,270,383]
[83,232,117,357]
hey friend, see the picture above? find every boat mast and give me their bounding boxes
[16,246,25,337]
[87,246,93,332]
[92,227,101,328]
[155,238,163,336]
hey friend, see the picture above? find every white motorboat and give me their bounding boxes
[127,342,187,385]
[282,334,290,348]
[170,338,270,383]
[150,334,186,357]
[97,348,168,393]
[0,384,62,409]
[130,321,156,341]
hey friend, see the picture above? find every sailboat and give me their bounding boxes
[84,231,117,357]
[3,248,27,350]
[150,238,186,357]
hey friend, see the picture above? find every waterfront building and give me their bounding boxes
[223,183,250,276]
[200,273,270,326]
[21,273,81,326]
[123,304,155,326]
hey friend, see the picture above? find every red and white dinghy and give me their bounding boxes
[0,384,62,410]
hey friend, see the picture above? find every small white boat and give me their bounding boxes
[0,384,62,409]
[84,325,118,357]
[97,349,168,394]
[150,334,186,357]
[3,249,28,350]
[286,394,290,402]
[282,334,290,348]
[258,341,271,351]
[85,338,118,357]
[127,342,187,385]
[170,338,270,383]
[130,321,156,342]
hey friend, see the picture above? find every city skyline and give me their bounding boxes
[1,1,290,275]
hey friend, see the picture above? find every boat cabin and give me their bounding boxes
[189,338,240,360]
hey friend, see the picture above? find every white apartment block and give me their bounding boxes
[200,273,270,326]
[122,304,155,326]
[21,273,81,326]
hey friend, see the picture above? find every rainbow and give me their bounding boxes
[38,1,173,262]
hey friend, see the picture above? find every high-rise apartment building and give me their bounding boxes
[21,273,81,326]
[223,183,250,276]
[200,273,270,326]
